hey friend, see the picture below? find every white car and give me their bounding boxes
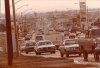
[59,39,81,57]
[34,40,56,55]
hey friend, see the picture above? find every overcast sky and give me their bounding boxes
[1,0,100,14]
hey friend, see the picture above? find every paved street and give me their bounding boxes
[19,32,100,66]
[21,50,100,66]
[0,47,3,52]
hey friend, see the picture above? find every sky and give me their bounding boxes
[1,0,100,14]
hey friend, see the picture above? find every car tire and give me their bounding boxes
[26,51,29,54]
[94,53,99,62]
[35,51,41,55]
[21,50,24,53]
[60,52,64,57]
[51,51,55,54]
[79,53,82,57]
[66,53,69,57]
[53,51,56,54]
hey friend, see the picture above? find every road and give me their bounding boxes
[20,32,100,67]
[21,50,100,66]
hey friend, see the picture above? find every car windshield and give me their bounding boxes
[38,41,52,46]
[29,42,36,46]
[65,40,76,45]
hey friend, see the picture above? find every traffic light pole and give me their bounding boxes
[5,0,13,66]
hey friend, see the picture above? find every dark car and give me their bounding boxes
[35,35,44,42]
[94,42,100,61]
[20,40,36,54]
[25,34,32,40]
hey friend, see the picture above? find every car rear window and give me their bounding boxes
[65,40,76,45]
[35,36,43,41]
[38,41,52,46]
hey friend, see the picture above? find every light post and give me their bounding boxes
[21,9,32,16]
[15,0,23,4]
[16,4,29,21]
[16,4,29,11]
[12,0,29,56]
[21,9,32,20]
[12,0,28,56]
[23,10,34,17]
[12,0,19,55]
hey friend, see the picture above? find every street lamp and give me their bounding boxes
[16,4,29,11]
[23,10,34,17]
[12,0,19,56]
[20,9,32,19]
[15,0,23,4]
[12,0,28,56]
[21,9,32,15]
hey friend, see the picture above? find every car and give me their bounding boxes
[94,42,100,61]
[20,40,36,54]
[59,39,81,57]
[35,35,44,42]
[25,34,32,40]
[69,33,76,39]
[34,40,56,55]
[77,33,86,38]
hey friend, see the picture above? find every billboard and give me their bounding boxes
[80,0,86,22]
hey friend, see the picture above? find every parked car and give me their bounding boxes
[59,39,81,57]
[20,40,36,54]
[34,40,56,55]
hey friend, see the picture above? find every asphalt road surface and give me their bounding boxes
[20,32,100,66]
[21,50,100,66]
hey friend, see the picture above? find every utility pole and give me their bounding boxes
[5,0,13,66]
[12,0,19,56]
[0,0,1,18]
